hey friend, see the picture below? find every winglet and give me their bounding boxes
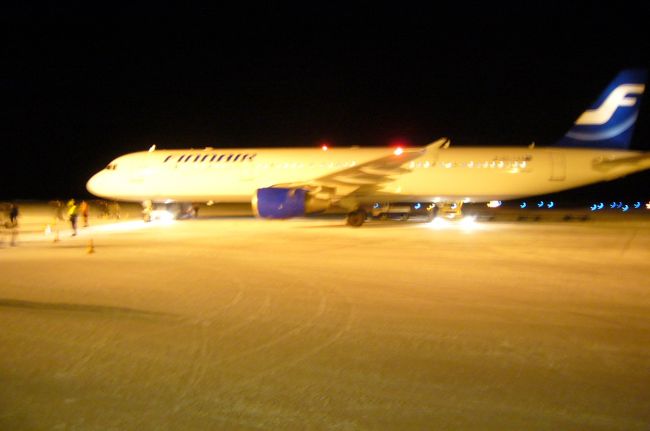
[555,69,646,149]
[426,137,450,150]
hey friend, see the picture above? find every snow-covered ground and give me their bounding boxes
[1,203,649,430]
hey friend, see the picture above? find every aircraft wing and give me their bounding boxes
[272,138,449,199]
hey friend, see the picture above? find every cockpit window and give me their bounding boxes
[105,164,118,170]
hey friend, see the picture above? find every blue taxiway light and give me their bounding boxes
[547,201,554,209]
[634,202,641,209]
[414,203,421,210]
[537,201,544,208]
[610,202,617,209]
[591,202,606,211]
[520,202,527,209]
[622,205,630,212]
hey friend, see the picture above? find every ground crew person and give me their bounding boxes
[80,200,89,227]
[67,199,79,236]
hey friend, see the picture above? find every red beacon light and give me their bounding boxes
[390,138,408,156]
[319,140,331,151]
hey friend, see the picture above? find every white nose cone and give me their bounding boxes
[86,172,107,198]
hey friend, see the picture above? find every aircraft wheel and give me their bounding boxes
[346,209,367,227]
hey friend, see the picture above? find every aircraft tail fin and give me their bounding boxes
[554,69,646,149]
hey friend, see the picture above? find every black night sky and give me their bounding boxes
[2,3,649,201]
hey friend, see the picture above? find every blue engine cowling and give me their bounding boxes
[253,188,308,219]
[253,187,332,219]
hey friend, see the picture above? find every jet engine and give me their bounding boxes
[252,187,331,219]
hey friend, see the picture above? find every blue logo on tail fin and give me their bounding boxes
[555,69,646,149]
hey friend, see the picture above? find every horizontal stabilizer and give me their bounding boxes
[592,153,650,172]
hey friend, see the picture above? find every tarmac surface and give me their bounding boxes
[1,202,650,430]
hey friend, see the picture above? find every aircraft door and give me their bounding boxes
[549,152,566,181]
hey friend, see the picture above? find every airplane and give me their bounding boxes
[87,69,649,227]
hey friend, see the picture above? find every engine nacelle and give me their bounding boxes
[252,187,331,219]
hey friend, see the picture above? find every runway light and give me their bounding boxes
[537,201,544,208]
[393,147,404,156]
[459,215,478,231]
[487,200,502,208]
[646,201,650,210]
[424,215,484,232]
[429,217,450,229]
[91,219,174,234]
[520,202,527,209]
[547,201,554,209]
[373,203,380,209]
[151,209,176,222]
[321,144,329,151]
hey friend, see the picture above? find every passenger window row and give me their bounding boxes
[164,153,257,163]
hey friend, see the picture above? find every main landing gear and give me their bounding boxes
[345,201,457,227]
[346,208,367,227]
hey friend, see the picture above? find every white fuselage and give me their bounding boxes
[87,146,649,204]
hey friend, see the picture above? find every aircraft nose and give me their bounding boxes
[86,171,106,197]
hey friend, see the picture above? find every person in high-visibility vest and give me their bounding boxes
[67,199,79,236]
